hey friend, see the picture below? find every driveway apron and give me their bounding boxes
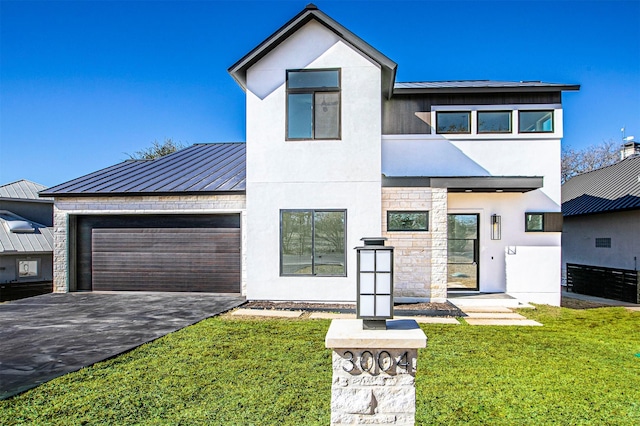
[0,292,245,399]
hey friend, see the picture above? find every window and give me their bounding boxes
[436,111,470,134]
[286,69,340,139]
[17,258,40,280]
[478,111,511,133]
[525,213,544,232]
[387,211,429,231]
[519,110,554,133]
[280,210,346,276]
[595,238,611,248]
[525,212,563,232]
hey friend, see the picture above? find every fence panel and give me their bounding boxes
[567,264,638,304]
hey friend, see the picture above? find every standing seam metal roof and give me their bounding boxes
[562,156,640,216]
[0,211,53,253]
[0,180,53,202]
[40,143,246,196]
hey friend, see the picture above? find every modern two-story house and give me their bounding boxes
[42,5,578,306]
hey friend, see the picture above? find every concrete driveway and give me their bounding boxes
[0,292,245,399]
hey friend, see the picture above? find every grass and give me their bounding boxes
[1,306,639,425]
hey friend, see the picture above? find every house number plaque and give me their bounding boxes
[340,350,413,375]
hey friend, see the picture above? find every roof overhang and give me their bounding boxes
[228,4,397,99]
[382,176,543,193]
[0,197,53,204]
[40,190,246,198]
[393,84,580,95]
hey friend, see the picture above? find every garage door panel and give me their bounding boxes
[92,256,241,271]
[92,229,240,254]
[90,224,241,293]
[97,282,241,292]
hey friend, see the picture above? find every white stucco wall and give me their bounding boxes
[506,246,561,305]
[382,105,563,302]
[245,21,383,301]
[448,192,561,294]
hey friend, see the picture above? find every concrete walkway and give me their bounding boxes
[0,292,245,399]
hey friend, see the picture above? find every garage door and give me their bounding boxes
[74,214,241,293]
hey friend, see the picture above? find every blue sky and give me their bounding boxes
[1,0,639,187]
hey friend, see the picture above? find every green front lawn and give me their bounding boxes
[1,306,639,425]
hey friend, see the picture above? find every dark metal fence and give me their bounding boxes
[0,281,52,302]
[567,263,639,304]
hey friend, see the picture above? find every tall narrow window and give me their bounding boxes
[281,210,346,276]
[287,69,340,140]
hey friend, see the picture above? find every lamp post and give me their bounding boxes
[356,237,394,330]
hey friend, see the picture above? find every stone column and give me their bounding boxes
[325,319,427,425]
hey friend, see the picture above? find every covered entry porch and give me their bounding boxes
[382,176,560,305]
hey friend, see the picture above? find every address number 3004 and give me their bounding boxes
[341,350,411,375]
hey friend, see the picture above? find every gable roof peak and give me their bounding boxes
[228,4,397,99]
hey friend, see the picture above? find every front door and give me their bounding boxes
[447,214,479,291]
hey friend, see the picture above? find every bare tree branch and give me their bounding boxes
[562,139,620,183]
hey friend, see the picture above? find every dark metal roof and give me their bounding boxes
[41,143,246,197]
[562,156,640,216]
[228,4,397,99]
[394,80,580,94]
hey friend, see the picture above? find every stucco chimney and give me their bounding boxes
[621,141,640,160]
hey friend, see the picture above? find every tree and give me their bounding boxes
[561,139,620,183]
[127,138,186,160]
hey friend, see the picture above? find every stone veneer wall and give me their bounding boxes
[52,195,247,294]
[382,187,447,302]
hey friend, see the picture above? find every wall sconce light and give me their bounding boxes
[491,214,501,240]
[356,237,394,330]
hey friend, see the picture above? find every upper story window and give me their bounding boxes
[436,111,470,134]
[286,69,340,140]
[519,110,554,133]
[478,111,511,133]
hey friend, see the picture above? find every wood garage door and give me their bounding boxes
[74,215,241,293]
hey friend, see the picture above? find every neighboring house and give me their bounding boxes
[562,148,640,302]
[41,5,578,305]
[0,180,54,295]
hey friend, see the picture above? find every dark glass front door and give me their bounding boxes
[447,214,479,291]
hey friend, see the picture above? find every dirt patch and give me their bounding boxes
[240,300,464,317]
[561,297,612,310]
